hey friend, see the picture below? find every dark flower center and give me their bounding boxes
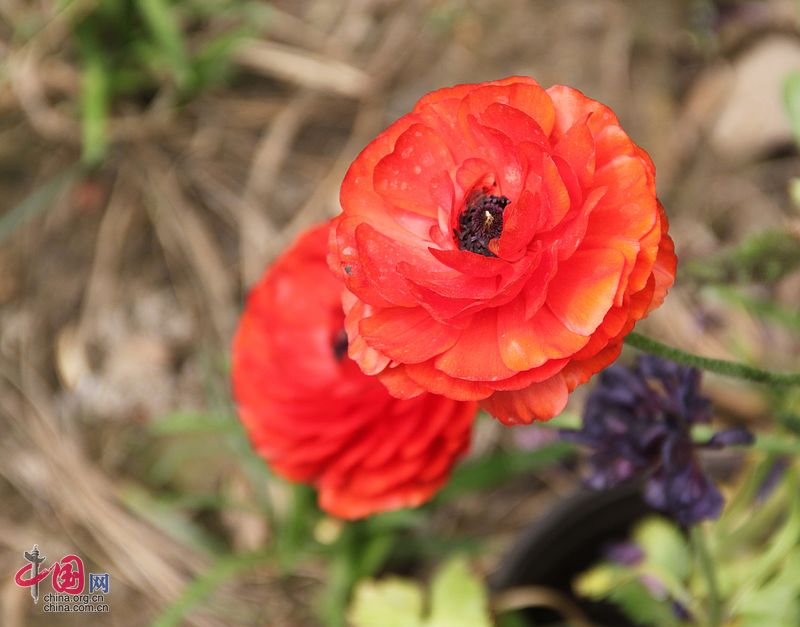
[331,328,349,361]
[455,193,509,257]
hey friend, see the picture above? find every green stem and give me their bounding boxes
[624,332,800,386]
[692,525,722,627]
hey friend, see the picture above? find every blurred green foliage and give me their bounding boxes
[783,69,800,208]
[576,464,800,627]
[347,557,493,627]
[783,70,800,148]
[64,0,266,164]
[684,229,800,285]
[137,401,574,626]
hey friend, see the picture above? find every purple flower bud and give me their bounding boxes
[672,600,693,622]
[647,444,724,526]
[704,427,755,449]
[563,356,753,526]
[604,541,645,566]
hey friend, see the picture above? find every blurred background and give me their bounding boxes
[1,0,800,625]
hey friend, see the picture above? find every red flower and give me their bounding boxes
[330,76,676,425]
[232,223,477,519]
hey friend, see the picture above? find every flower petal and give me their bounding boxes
[376,364,426,399]
[342,290,391,375]
[355,223,431,307]
[460,80,556,136]
[497,298,591,370]
[404,360,494,401]
[554,118,596,188]
[547,249,625,335]
[435,309,518,381]
[480,375,569,425]
[648,203,677,312]
[547,85,619,140]
[359,306,461,364]
[373,123,455,217]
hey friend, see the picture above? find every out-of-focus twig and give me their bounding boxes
[233,40,373,98]
[139,150,236,342]
[239,92,316,287]
[491,585,593,627]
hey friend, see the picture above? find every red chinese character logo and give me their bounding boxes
[15,547,87,602]
[51,555,85,594]
[14,562,52,587]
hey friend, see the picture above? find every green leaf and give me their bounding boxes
[607,578,681,627]
[739,470,800,593]
[427,557,492,627]
[348,578,425,627]
[635,517,691,582]
[783,70,800,146]
[737,548,800,627]
[80,55,109,165]
[574,563,620,599]
[575,564,679,627]
[790,177,800,209]
[136,0,191,90]
[347,559,492,627]
[188,26,250,93]
[575,518,693,615]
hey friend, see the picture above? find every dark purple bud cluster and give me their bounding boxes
[562,356,754,526]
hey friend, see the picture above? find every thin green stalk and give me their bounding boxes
[625,332,800,386]
[691,526,722,627]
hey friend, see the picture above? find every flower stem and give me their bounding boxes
[691,525,722,627]
[624,332,800,386]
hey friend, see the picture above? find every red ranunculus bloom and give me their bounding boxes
[330,76,676,425]
[232,223,477,519]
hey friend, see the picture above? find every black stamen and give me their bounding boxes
[331,328,349,361]
[455,193,509,257]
